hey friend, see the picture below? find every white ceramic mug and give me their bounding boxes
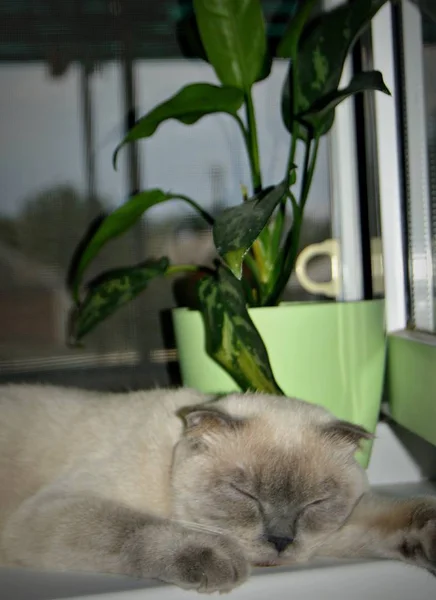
[295,237,384,298]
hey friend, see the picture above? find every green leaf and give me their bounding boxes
[177,6,272,82]
[281,65,314,139]
[264,216,302,306]
[213,181,288,280]
[113,83,244,168]
[193,0,267,91]
[69,259,169,343]
[281,0,391,135]
[197,266,283,394]
[71,189,213,301]
[269,202,286,263]
[300,71,391,134]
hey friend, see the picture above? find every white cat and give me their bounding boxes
[0,384,434,593]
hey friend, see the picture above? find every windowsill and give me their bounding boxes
[2,551,436,600]
[1,481,435,600]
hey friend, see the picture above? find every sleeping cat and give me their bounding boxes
[0,384,435,593]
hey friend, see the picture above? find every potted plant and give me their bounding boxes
[68,0,391,463]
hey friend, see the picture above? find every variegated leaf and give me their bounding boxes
[197,266,283,394]
[299,70,390,133]
[281,0,391,136]
[69,258,169,343]
[71,189,212,301]
[213,181,288,279]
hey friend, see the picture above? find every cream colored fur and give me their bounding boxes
[0,384,435,593]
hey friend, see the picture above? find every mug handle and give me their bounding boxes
[295,239,341,298]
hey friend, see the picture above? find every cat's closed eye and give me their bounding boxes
[305,497,331,509]
[229,483,261,506]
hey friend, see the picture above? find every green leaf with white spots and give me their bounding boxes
[69,258,169,344]
[280,0,391,136]
[197,266,283,394]
[281,64,331,139]
[213,181,288,279]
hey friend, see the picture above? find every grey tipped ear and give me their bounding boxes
[322,420,375,448]
[177,404,246,438]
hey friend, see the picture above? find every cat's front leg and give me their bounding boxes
[314,493,436,574]
[128,524,250,592]
[395,500,436,572]
[2,491,250,592]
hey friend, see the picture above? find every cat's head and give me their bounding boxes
[171,392,372,566]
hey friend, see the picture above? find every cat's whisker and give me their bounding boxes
[173,519,225,536]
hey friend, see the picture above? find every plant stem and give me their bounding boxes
[286,47,301,185]
[267,58,300,306]
[264,134,320,306]
[265,211,302,306]
[234,114,251,164]
[244,91,262,193]
[300,135,320,208]
[175,194,215,226]
[243,88,271,303]
[298,137,313,205]
[244,252,261,284]
[287,127,298,183]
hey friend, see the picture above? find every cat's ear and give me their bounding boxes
[322,420,375,449]
[177,404,246,440]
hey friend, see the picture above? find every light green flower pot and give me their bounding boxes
[172,300,386,467]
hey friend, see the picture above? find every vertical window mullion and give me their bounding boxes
[371,1,408,332]
[324,0,364,302]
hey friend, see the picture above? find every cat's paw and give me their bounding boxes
[164,533,250,593]
[399,500,436,572]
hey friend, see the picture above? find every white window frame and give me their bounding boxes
[324,0,365,302]
[370,0,436,449]
[372,0,435,335]
[327,0,435,327]
[372,1,409,332]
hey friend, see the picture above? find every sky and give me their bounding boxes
[0,59,332,222]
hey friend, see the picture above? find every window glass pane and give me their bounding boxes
[0,0,332,388]
[0,62,145,382]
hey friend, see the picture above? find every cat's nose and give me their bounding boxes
[266,535,294,554]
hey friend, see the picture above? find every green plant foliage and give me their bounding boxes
[71,189,213,302]
[280,0,391,136]
[193,0,267,91]
[213,181,288,279]
[113,83,244,168]
[70,259,169,343]
[69,0,393,394]
[197,266,283,393]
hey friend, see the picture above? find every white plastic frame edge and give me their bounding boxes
[324,0,364,302]
[371,1,408,333]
